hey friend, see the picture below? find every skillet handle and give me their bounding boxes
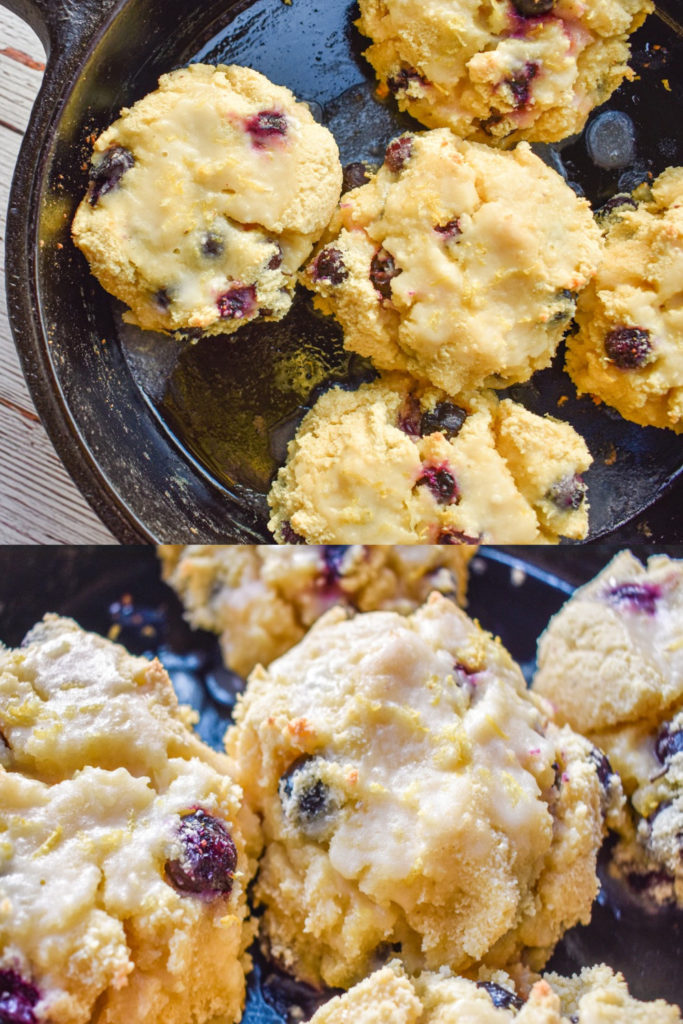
[0,0,117,61]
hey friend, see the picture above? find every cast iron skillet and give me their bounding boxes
[3,0,683,542]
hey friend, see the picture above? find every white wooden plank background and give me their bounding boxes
[0,9,114,542]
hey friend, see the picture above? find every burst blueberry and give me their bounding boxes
[201,231,225,258]
[385,136,414,174]
[435,219,462,241]
[605,581,660,615]
[0,971,39,1024]
[588,747,615,789]
[322,546,349,585]
[505,62,539,109]
[311,248,348,286]
[476,981,524,1010]
[437,528,479,544]
[342,162,370,193]
[420,402,467,440]
[387,67,427,96]
[281,521,307,544]
[216,284,257,320]
[279,756,337,834]
[655,723,683,764]
[88,146,134,206]
[165,808,237,898]
[604,326,652,369]
[370,248,401,301]
[416,466,459,505]
[547,473,587,511]
[246,109,288,147]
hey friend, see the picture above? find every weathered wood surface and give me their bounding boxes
[0,9,114,542]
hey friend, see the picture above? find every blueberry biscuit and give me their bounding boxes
[308,960,680,1024]
[227,593,621,988]
[158,544,474,678]
[566,168,683,433]
[533,551,683,906]
[302,130,602,395]
[357,0,652,145]
[0,615,259,1024]
[267,375,592,544]
[72,64,342,336]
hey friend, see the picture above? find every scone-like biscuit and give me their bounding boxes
[533,551,683,906]
[356,0,652,145]
[302,130,602,394]
[267,375,592,544]
[566,168,683,433]
[227,593,620,988]
[308,960,681,1024]
[0,616,259,1024]
[158,544,475,677]
[72,64,342,335]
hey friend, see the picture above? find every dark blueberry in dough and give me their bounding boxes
[420,402,467,440]
[655,723,683,764]
[598,194,638,218]
[437,529,479,544]
[604,326,652,369]
[0,971,40,1024]
[342,162,370,193]
[511,0,554,15]
[605,581,660,615]
[384,136,414,174]
[311,247,348,286]
[281,521,307,544]
[370,248,401,301]
[88,146,134,206]
[201,231,225,258]
[246,109,288,147]
[505,62,539,109]
[154,288,172,312]
[416,466,460,505]
[476,981,524,1010]
[435,219,462,240]
[165,809,237,898]
[268,243,283,270]
[589,747,616,789]
[547,473,587,511]
[397,394,422,437]
[216,284,257,320]
[322,546,349,584]
[279,756,337,834]
[387,66,427,96]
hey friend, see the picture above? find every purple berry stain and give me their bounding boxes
[505,62,539,109]
[322,546,349,586]
[370,248,401,301]
[311,248,348,286]
[605,581,661,615]
[88,146,134,206]
[246,109,288,148]
[165,808,237,898]
[385,136,414,173]
[416,465,460,505]
[604,326,652,369]
[0,970,40,1024]
[435,218,462,241]
[216,284,257,320]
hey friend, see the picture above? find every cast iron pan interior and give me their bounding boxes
[6,0,683,541]
[0,544,681,1015]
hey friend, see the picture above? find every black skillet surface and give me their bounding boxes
[0,544,682,1015]
[2,0,683,542]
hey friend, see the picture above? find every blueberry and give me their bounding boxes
[511,0,554,15]
[279,756,339,837]
[588,747,616,790]
[268,243,283,270]
[397,394,422,437]
[88,146,134,206]
[154,288,172,312]
[246,109,288,147]
[281,521,307,544]
[201,231,225,258]
[604,327,652,369]
[370,248,401,301]
[435,219,462,241]
[322,546,349,585]
[655,723,683,764]
[420,402,467,440]
[311,248,348,286]
[342,162,370,193]
[387,67,427,96]
[437,529,480,544]
[476,981,524,1010]
[546,473,587,511]
[165,809,237,898]
[216,284,257,320]
[0,971,39,1024]
[384,136,414,174]
[605,581,660,615]
[505,62,539,109]
[597,194,638,219]
[416,466,460,505]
